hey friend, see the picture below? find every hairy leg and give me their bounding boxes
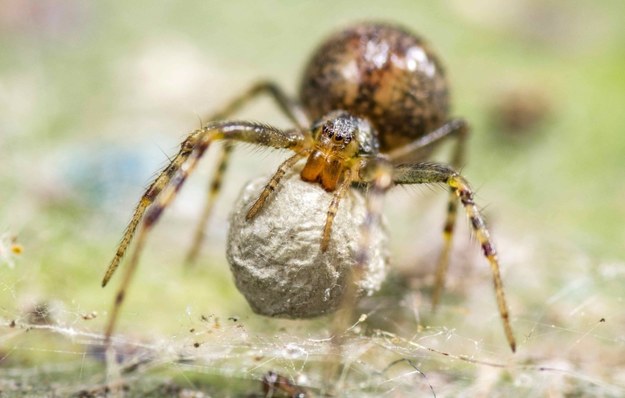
[103,121,309,341]
[325,159,393,388]
[185,141,232,264]
[245,152,307,220]
[432,120,469,310]
[211,81,310,127]
[186,82,310,264]
[387,118,471,311]
[386,118,468,163]
[393,162,516,352]
[320,169,353,252]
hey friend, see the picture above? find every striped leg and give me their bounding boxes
[320,169,353,252]
[331,160,393,321]
[101,132,202,288]
[245,153,306,220]
[209,81,310,128]
[184,142,233,264]
[103,121,308,341]
[393,162,516,352]
[105,132,209,340]
[386,118,468,163]
[185,81,310,264]
[387,118,470,311]
[356,160,393,269]
[326,159,392,383]
[432,120,469,310]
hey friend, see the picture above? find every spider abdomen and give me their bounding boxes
[299,22,450,153]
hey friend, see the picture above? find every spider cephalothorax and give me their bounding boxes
[101,22,516,352]
[301,111,378,191]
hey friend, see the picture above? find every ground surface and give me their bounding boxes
[1,1,625,396]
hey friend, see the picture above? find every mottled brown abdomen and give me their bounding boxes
[299,23,450,152]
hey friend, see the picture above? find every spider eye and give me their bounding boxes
[322,125,334,138]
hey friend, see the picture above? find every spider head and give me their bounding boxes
[302,111,380,191]
[312,110,379,158]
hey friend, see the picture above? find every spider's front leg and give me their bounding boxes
[393,162,516,352]
[102,121,309,341]
[186,81,310,264]
[355,158,394,269]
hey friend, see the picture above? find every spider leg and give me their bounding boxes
[332,160,392,313]
[210,81,310,127]
[433,121,469,311]
[388,119,471,312]
[103,121,308,341]
[104,130,206,340]
[326,159,392,383]
[101,133,201,288]
[186,82,310,264]
[386,118,468,163]
[320,169,353,252]
[355,159,394,268]
[245,152,307,220]
[393,162,516,352]
[184,142,232,264]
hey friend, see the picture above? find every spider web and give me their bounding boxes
[1,222,624,397]
[0,127,623,397]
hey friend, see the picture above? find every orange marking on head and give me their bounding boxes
[301,151,325,182]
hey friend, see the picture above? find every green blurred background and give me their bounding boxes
[1,0,624,396]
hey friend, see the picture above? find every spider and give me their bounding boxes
[101,22,516,352]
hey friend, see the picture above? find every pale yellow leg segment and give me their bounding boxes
[185,142,233,264]
[394,162,516,352]
[105,131,210,341]
[448,175,516,352]
[246,153,306,220]
[320,169,352,252]
[432,121,468,310]
[185,81,308,265]
[326,160,393,386]
[102,121,308,341]
[211,81,309,128]
[386,119,470,312]
[101,132,201,287]
[431,199,456,309]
